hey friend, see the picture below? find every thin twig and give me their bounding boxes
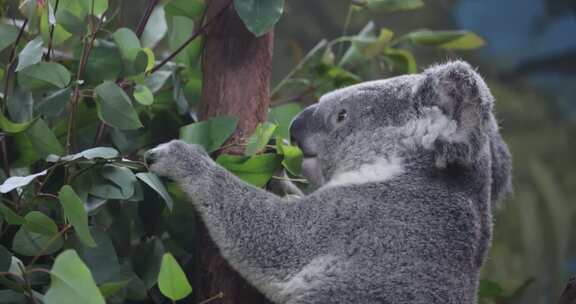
[45,0,60,61]
[148,0,231,75]
[66,12,104,154]
[198,292,225,304]
[2,18,28,113]
[27,224,72,267]
[135,0,159,38]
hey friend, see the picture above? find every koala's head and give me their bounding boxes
[289,61,511,204]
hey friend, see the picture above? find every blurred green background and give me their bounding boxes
[273,1,576,303]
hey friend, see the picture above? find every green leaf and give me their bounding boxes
[0,112,36,134]
[18,62,71,90]
[0,170,47,194]
[0,203,25,225]
[340,23,394,66]
[133,84,154,106]
[112,28,147,76]
[44,250,105,304]
[99,280,130,299]
[72,228,122,284]
[407,30,485,50]
[35,87,72,118]
[216,153,282,187]
[80,0,109,17]
[58,185,97,247]
[165,0,205,19]
[132,238,164,289]
[277,142,303,176]
[24,211,58,236]
[26,119,65,157]
[12,225,63,256]
[180,116,238,153]
[479,279,506,299]
[234,0,285,37]
[245,122,277,156]
[0,24,19,52]
[100,165,137,198]
[383,48,417,74]
[16,37,44,72]
[142,6,168,48]
[47,147,120,162]
[158,253,192,301]
[268,103,302,140]
[0,245,11,272]
[365,0,424,12]
[136,173,174,211]
[95,81,143,130]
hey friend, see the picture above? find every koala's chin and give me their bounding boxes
[300,157,324,188]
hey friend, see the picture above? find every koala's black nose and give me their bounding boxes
[289,104,317,145]
[144,151,156,166]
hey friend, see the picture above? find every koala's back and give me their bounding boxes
[278,172,486,304]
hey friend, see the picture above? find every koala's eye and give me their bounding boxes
[336,109,348,123]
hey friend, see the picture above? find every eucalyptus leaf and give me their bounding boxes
[44,250,105,304]
[407,30,485,50]
[95,81,143,130]
[46,147,120,162]
[244,122,277,156]
[24,211,59,236]
[0,113,36,134]
[58,185,97,247]
[35,88,71,118]
[0,24,19,52]
[12,225,63,256]
[268,103,302,140]
[136,173,174,210]
[235,0,284,37]
[16,37,44,72]
[180,116,238,153]
[0,170,47,193]
[133,84,154,106]
[216,154,282,187]
[0,245,12,272]
[0,203,25,225]
[158,253,192,301]
[18,62,71,90]
[26,119,65,157]
[365,0,424,12]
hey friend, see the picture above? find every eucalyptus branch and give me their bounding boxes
[45,0,61,61]
[2,18,28,113]
[135,0,159,38]
[198,292,225,304]
[148,0,231,75]
[66,12,104,154]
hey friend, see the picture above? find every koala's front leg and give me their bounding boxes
[144,140,319,297]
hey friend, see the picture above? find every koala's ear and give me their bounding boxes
[415,61,494,167]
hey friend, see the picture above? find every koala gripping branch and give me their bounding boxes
[196,0,274,303]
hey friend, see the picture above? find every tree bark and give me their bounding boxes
[194,0,274,303]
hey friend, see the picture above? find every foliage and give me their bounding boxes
[0,0,490,303]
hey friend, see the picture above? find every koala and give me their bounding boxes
[145,61,512,304]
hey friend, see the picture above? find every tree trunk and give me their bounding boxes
[194,0,274,303]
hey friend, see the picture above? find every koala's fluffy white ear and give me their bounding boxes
[416,61,494,167]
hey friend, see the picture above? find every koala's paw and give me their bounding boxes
[144,140,209,180]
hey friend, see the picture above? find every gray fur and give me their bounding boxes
[145,61,512,304]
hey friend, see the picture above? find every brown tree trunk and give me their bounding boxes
[194,0,274,303]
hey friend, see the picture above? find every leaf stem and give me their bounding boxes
[66,12,105,154]
[336,3,355,60]
[27,224,71,267]
[135,0,159,38]
[2,18,28,114]
[44,0,61,61]
[148,0,232,75]
[198,292,225,304]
